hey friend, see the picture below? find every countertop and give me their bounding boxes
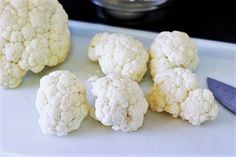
[59,0,236,43]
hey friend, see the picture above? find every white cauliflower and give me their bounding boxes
[0,0,70,88]
[90,74,148,132]
[180,88,219,125]
[36,70,89,136]
[0,56,26,88]
[88,33,148,82]
[149,31,199,79]
[147,31,219,125]
[147,68,198,117]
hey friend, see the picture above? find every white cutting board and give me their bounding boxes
[0,20,235,157]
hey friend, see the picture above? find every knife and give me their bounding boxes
[207,77,236,114]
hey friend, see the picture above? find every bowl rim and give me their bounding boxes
[91,0,168,12]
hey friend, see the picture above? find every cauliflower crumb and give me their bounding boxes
[35,70,89,136]
[0,0,70,88]
[90,74,148,132]
[88,33,149,82]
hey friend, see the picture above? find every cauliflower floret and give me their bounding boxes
[149,31,199,79]
[147,31,219,125]
[36,70,89,136]
[88,33,149,82]
[180,88,219,125]
[147,68,198,117]
[0,0,70,88]
[90,74,148,132]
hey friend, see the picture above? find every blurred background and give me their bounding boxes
[58,0,236,43]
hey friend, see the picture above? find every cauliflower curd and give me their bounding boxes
[0,0,70,88]
[147,31,219,125]
[36,71,89,136]
[88,33,148,82]
[90,74,148,132]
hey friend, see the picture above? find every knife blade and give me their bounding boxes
[207,77,236,114]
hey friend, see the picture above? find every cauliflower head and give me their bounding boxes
[88,33,149,82]
[180,88,219,125]
[0,0,70,88]
[36,70,89,136]
[90,74,148,132]
[149,31,199,79]
[147,68,198,117]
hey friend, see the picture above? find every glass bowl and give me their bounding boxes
[91,0,171,20]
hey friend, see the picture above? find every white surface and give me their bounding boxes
[0,20,236,157]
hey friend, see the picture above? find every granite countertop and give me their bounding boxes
[59,0,236,43]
